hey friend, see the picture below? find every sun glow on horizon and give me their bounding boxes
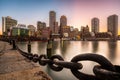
[0,0,120,36]
[0,30,2,35]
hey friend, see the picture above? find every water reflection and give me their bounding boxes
[17,41,120,80]
[17,42,27,52]
[32,41,47,55]
[52,41,60,55]
[92,41,98,53]
[81,41,89,51]
[107,41,117,61]
[60,41,70,57]
[52,41,59,50]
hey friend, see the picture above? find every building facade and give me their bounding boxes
[37,21,46,31]
[18,24,26,27]
[41,27,51,39]
[28,25,36,36]
[54,22,59,34]
[91,18,99,33]
[81,25,89,33]
[80,25,91,38]
[12,27,29,36]
[69,28,80,39]
[107,14,118,38]
[49,11,56,33]
[62,26,70,38]
[2,16,17,35]
[60,15,67,27]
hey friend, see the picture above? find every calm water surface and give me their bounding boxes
[17,41,120,80]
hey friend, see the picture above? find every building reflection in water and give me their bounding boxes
[17,42,27,52]
[45,40,75,80]
[107,41,117,61]
[60,41,70,57]
[92,41,98,53]
[36,41,47,55]
[16,41,120,80]
[50,40,71,56]
[81,41,89,52]
[52,41,60,55]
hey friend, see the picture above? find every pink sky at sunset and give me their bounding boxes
[0,0,120,35]
[70,0,120,33]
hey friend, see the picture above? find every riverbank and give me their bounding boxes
[0,41,51,80]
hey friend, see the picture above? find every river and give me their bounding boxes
[17,41,120,80]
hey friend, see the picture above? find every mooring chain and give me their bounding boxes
[1,39,120,80]
[17,46,120,80]
[71,54,120,80]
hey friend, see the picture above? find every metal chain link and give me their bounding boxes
[16,45,120,80]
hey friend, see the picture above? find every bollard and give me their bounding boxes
[12,40,16,50]
[28,40,31,53]
[60,39,64,49]
[9,40,12,45]
[47,40,52,59]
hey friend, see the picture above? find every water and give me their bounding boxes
[17,41,120,80]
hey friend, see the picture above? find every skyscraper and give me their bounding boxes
[107,14,118,38]
[37,21,46,31]
[54,22,59,34]
[59,15,67,36]
[28,25,36,36]
[60,15,67,27]
[91,18,99,33]
[2,16,17,35]
[49,11,56,33]
[81,25,89,33]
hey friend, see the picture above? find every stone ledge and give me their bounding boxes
[0,67,51,80]
[0,41,51,80]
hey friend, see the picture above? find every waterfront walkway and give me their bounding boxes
[0,41,51,80]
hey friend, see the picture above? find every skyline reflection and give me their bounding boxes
[17,41,120,80]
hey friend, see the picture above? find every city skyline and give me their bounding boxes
[0,0,120,34]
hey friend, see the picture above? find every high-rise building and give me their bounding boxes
[37,21,46,31]
[41,27,51,39]
[54,22,59,34]
[59,15,67,36]
[18,24,26,27]
[107,14,118,38]
[80,25,90,39]
[2,16,17,35]
[42,22,46,28]
[91,18,99,33]
[60,15,67,27]
[28,25,36,36]
[12,25,29,36]
[81,25,89,33]
[49,11,56,33]
[62,26,70,37]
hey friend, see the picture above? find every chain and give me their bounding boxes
[1,39,120,80]
[16,45,120,80]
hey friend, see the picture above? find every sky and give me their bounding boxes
[0,0,120,35]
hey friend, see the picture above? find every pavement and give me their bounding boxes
[0,41,51,80]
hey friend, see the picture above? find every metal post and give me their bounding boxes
[9,39,12,45]
[28,40,31,53]
[47,40,52,59]
[12,40,16,50]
